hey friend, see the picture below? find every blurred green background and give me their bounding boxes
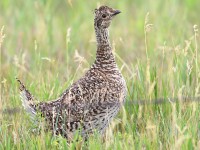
[1,0,199,100]
[0,0,200,149]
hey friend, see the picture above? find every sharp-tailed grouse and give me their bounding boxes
[17,5,127,140]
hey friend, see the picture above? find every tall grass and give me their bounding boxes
[1,0,200,149]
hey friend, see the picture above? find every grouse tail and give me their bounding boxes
[16,78,37,119]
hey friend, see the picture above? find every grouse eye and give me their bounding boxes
[102,14,107,18]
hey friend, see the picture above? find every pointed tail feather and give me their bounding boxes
[16,78,37,118]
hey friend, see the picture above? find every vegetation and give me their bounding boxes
[1,0,200,149]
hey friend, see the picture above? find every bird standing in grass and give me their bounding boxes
[17,5,127,141]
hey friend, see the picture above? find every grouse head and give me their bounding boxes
[94,6,121,29]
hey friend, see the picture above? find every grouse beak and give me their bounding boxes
[112,10,121,16]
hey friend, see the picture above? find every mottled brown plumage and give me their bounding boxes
[17,5,127,140]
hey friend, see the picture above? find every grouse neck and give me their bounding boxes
[94,26,117,71]
[95,26,111,47]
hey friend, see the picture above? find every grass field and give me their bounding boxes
[1,0,200,149]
